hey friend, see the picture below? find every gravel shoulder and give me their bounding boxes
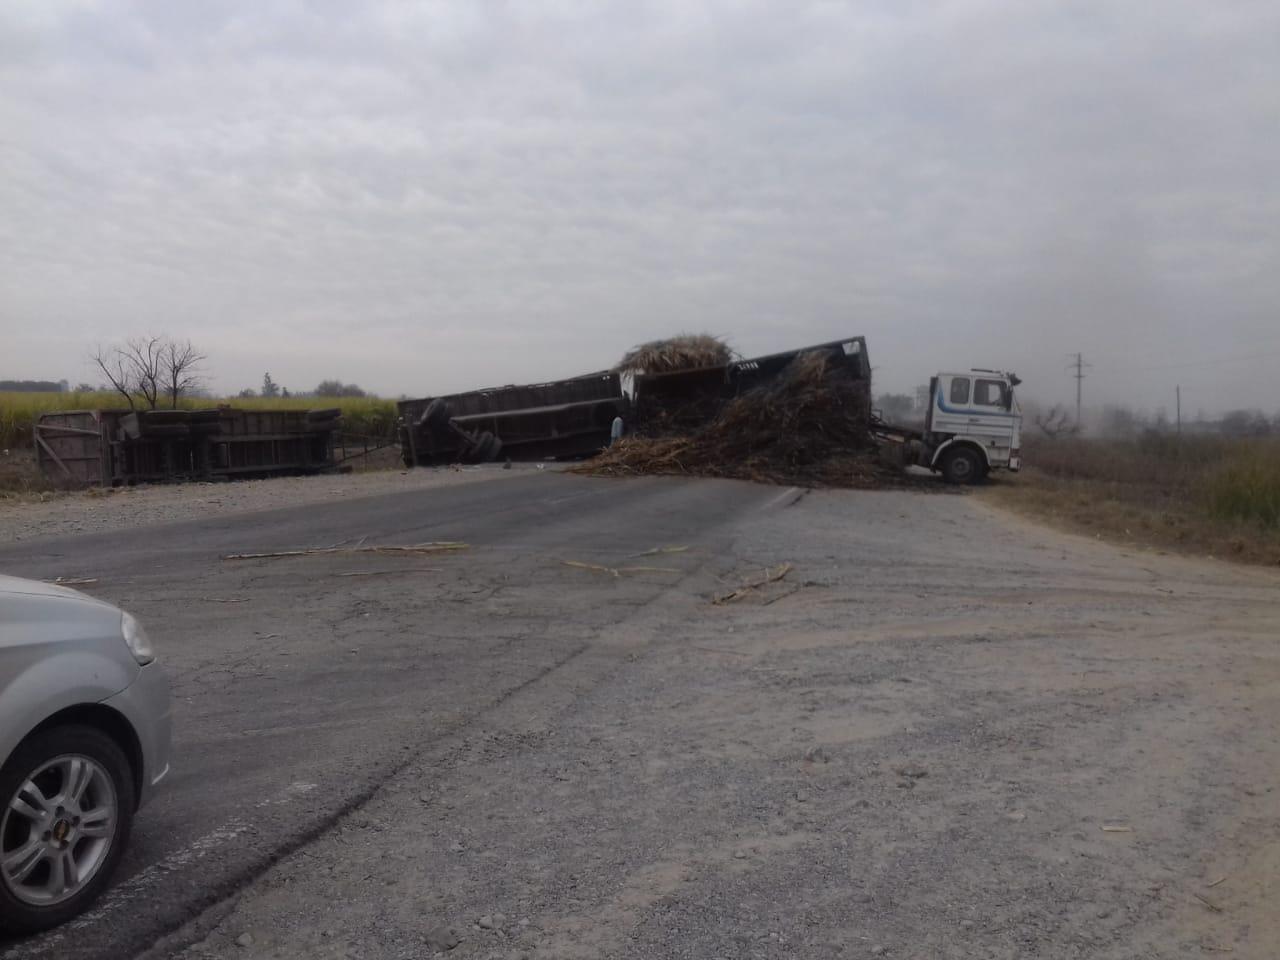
[0,465,535,543]
[139,483,1280,960]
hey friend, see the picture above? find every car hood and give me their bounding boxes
[0,574,117,610]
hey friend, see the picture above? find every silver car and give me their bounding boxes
[0,575,171,933]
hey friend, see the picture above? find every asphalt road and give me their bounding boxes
[3,472,1280,959]
[0,472,792,960]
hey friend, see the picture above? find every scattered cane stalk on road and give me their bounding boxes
[627,545,690,558]
[713,563,794,604]
[559,559,683,578]
[222,542,469,561]
[333,568,445,578]
[1192,892,1224,913]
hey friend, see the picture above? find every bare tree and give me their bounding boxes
[127,336,162,409]
[1035,404,1076,439]
[93,344,139,410]
[161,338,205,408]
[91,336,190,411]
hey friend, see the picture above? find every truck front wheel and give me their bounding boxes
[940,447,984,485]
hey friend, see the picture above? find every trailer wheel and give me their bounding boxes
[466,432,500,463]
[940,447,983,485]
[419,399,452,432]
[474,432,498,462]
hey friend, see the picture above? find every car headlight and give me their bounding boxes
[121,612,155,665]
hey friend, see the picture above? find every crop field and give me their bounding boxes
[994,433,1280,564]
[0,391,399,451]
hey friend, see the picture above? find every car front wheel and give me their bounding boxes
[0,725,135,934]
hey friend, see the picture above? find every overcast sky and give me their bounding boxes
[2,0,1278,415]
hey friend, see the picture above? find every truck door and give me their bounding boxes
[938,374,1015,442]
[931,374,974,437]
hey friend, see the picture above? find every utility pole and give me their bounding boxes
[1176,385,1181,435]
[1067,353,1090,428]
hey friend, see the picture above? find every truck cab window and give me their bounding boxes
[949,377,971,404]
[974,379,1007,407]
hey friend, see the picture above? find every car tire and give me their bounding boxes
[0,725,136,934]
[940,446,983,485]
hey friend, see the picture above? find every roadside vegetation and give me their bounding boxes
[1,391,400,496]
[0,391,398,452]
[2,335,400,454]
[993,434,1280,565]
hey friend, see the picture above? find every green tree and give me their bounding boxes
[316,379,367,398]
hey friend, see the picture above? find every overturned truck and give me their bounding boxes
[397,337,872,467]
[35,407,343,487]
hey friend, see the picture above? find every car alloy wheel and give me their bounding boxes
[2,754,119,907]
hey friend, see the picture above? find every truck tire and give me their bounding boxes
[940,446,983,485]
[463,431,500,464]
[418,399,452,432]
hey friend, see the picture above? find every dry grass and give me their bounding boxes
[990,435,1280,565]
[614,334,735,374]
[0,449,55,497]
[0,391,398,450]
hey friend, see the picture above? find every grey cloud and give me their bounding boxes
[1,0,1277,411]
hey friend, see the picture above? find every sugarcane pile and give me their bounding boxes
[614,334,735,374]
[576,349,888,488]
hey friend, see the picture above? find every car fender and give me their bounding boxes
[0,586,140,771]
[0,646,139,769]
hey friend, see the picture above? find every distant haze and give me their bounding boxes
[2,2,1278,414]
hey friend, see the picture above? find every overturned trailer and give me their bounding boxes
[397,336,871,467]
[397,372,627,466]
[34,407,343,487]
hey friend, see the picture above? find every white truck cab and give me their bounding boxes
[872,369,1023,484]
[922,370,1022,483]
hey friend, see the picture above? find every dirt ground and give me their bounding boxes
[64,479,1270,960]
